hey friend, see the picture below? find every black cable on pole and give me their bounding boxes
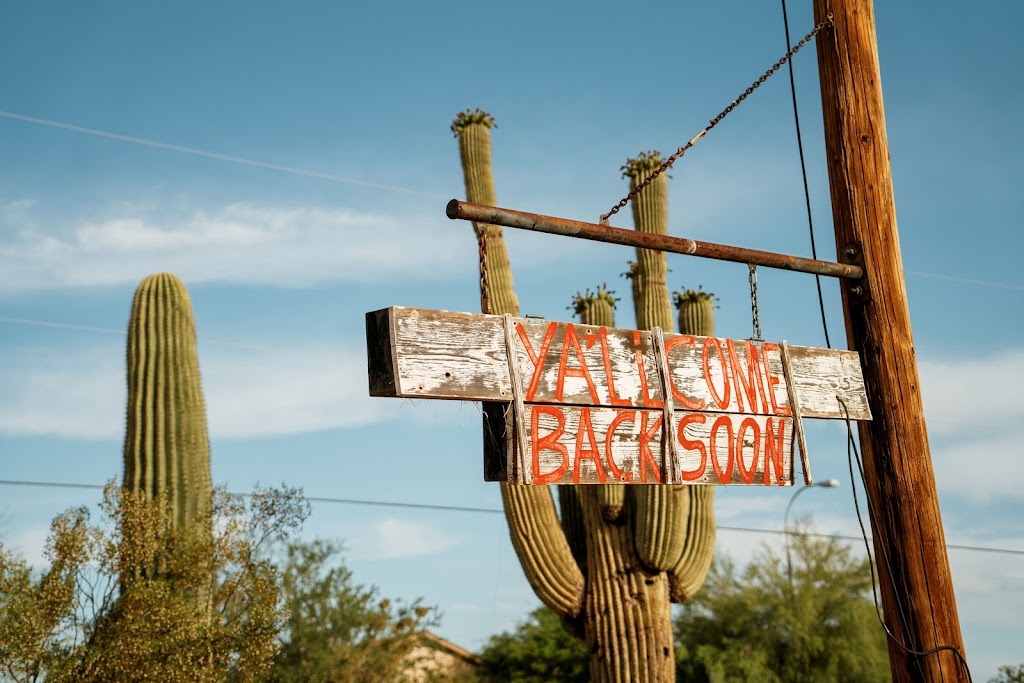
[839,402,973,682]
[781,0,832,349]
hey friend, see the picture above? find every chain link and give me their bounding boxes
[749,264,763,341]
[477,226,491,315]
[600,13,833,225]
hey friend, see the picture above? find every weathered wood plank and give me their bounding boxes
[493,403,795,486]
[366,306,871,420]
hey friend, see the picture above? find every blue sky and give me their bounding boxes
[1,1,1022,678]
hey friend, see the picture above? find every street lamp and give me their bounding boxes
[785,479,840,586]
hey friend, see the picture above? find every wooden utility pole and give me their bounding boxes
[813,1,968,681]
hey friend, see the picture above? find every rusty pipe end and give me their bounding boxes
[446,199,463,220]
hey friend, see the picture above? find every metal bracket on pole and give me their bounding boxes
[840,242,871,306]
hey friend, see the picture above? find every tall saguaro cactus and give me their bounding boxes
[123,273,212,535]
[453,114,716,681]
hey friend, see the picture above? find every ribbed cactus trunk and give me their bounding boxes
[123,273,213,584]
[571,289,674,681]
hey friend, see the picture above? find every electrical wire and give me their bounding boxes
[0,110,447,200]
[780,0,832,349]
[838,400,973,682]
[2,479,1022,558]
[0,316,280,351]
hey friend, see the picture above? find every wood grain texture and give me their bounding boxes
[815,0,966,679]
[366,306,871,420]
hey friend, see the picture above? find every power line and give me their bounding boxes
[0,110,447,200]
[905,270,1024,292]
[0,316,280,351]
[2,479,1021,558]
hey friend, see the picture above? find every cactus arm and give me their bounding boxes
[454,111,582,619]
[501,485,585,618]
[669,485,716,602]
[453,110,519,317]
[557,486,587,574]
[622,153,690,573]
[668,287,718,601]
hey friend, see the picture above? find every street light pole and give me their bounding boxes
[785,479,840,586]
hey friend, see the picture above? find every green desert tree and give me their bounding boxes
[271,539,438,683]
[0,483,309,683]
[990,664,1024,683]
[453,110,716,682]
[674,519,889,683]
[475,606,590,683]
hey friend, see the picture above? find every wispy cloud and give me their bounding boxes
[919,349,1024,436]
[0,201,472,293]
[918,348,1024,501]
[0,342,391,440]
[348,518,464,560]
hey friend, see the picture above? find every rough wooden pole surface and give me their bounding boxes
[813,1,967,680]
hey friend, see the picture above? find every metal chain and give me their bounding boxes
[749,264,763,341]
[600,13,834,225]
[477,226,491,315]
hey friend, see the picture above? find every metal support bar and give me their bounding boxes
[447,200,863,281]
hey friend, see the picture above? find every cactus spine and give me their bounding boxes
[454,116,716,681]
[123,273,212,538]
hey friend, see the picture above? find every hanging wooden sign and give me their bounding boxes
[366,306,871,486]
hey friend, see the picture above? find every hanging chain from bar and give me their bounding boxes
[749,264,763,342]
[600,13,834,225]
[477,226,491,315]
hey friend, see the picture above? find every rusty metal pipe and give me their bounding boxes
[447,200,863,280]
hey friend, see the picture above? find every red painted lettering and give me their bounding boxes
[637,411,663,483]
[664,335,706,410]
[634,330,663,409]
[517,322,558,402]
[735,417,761,484]
[727,340,769,414]
[573,408,606,484]
[760,343,792,417]
[764,417,788,485]
[678,413,708,481]
[600,327,632,407]
[556,324,600,404]
[709,414,735,483]
[702,338,732,410]
[531,405,569,484]
[605,410,635,482]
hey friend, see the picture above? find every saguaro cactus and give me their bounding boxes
[453,116,716,681]
[123,273,212,534]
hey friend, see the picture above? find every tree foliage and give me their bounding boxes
[0,483,308,683]
[474,607,590,683]
[271,538,437,683]
[674,520,890,683]
[990,664,1024,683]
